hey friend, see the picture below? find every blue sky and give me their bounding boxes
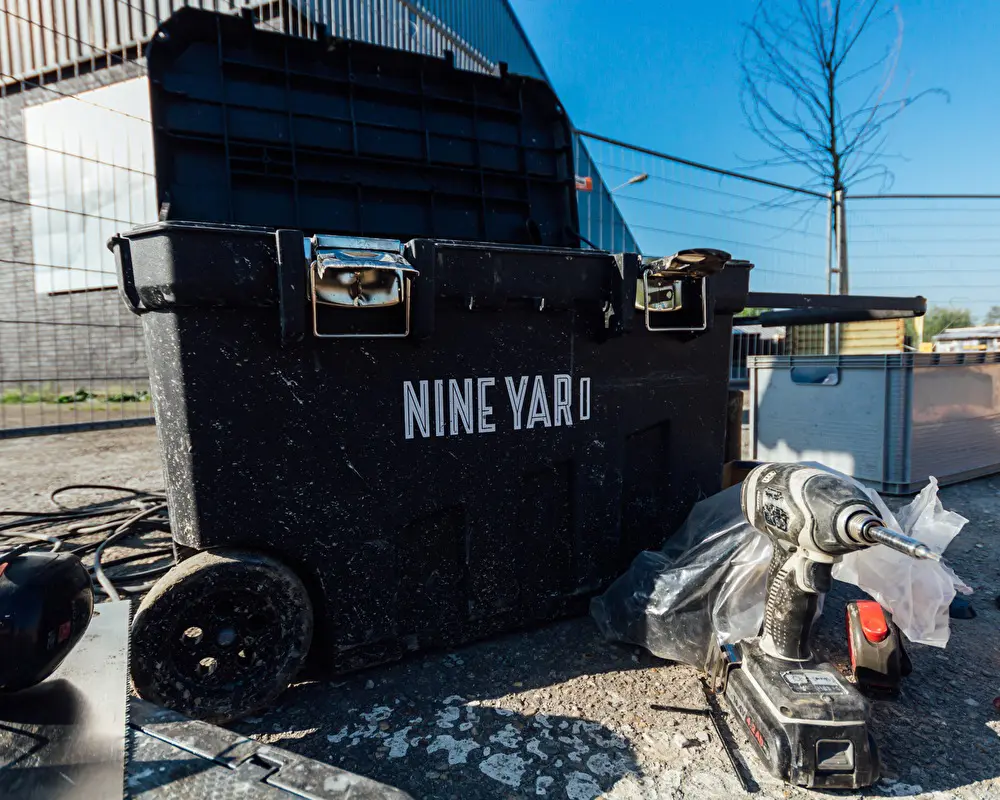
[509,0,1000,317]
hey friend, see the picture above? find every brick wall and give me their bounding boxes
[0,63,149,397]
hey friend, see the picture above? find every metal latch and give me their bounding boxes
[308,235,419,338]
[635,249,730,332]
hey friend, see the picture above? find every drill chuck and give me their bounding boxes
[850,517,941,561]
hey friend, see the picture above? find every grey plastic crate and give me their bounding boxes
[748,352,1000,494]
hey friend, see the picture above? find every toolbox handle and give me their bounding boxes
[407,241,639,338]
[275,229,307,345]
[110,234,145,315]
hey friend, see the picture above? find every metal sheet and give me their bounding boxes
[128,700,414,799]
[0,599,130,800]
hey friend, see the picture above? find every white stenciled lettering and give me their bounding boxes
[553,374,572,427]
[505,376,529,431]
[477,378,496,434]
[403,380,430,439]
[405,375,592,438]
[526,376,553,429]
[434,379,446,437]
[449,379,474,436]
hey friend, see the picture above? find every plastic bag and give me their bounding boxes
[833,474,972,647]
[590,484,771,672]
[591,467,970,671]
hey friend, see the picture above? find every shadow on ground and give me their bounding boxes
[228,478,1000,800]
[227,619,666,800]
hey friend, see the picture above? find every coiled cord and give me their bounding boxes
[0,485,174,601]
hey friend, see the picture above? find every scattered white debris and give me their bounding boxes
[360,706,393,724]
[441,695,465,704]
[436,706,461,729]
[490,724,522,749]
[326,726,350,744]
[459,722,474,731]
[495,708,515,717]
[534,714,552,729]
[426,735,481,765]
[880,780,925,797]
[585,751,631,778]
[126,768,155,787]
[526,738,548,761]
[385,726,412,759]
[964,698,978,706]
[673,733,699,749]
[478,753,528,788]
[364,679,375,689]
[557,735,591,763]
[565,771,602,800]
[535,775,555,796]
[591,731,628,750]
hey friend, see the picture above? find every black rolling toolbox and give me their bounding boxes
[109,9,752,720]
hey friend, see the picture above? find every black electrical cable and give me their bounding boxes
[50,484,164,508]
[97,547,173,571]
[92,504,168,601]
[0,485,175,599]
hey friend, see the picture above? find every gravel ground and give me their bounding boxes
[1,427,998,800]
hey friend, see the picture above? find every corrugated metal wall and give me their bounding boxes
[0,0,536,83]
[0,0,638,437]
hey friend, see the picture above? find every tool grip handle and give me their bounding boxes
[760,550,832,661]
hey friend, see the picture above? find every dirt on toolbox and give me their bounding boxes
[1,427,998,800]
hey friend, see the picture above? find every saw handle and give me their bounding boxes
[760,549,833,661]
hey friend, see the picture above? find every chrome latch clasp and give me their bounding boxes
[635,249,730,332]
[308,235,418,338]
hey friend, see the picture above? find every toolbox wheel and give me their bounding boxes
[130,549,313,723]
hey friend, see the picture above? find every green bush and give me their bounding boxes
[106,390,150,403]
[57,389,96,404]
[2,388,57,403]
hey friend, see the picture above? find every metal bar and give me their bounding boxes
[746,292,927,313]
[755,307,922,328]
[851,194,1000,200]
[0,417,154,440]
[395,0,493,70]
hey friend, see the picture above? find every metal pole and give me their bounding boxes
[834,188,849,354]
[824,193,833,354]
[835,188,849,294]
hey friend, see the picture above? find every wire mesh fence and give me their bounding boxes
[572,131,832,297]
[847,196,1000,326]
[0,0,546,438]
[2,3,997,437]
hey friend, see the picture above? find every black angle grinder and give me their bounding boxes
[710,463,940,789]
[0,549,95,691]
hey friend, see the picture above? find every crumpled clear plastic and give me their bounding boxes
[590,465,970,672]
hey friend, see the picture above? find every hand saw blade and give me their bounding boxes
[0,599,131,800]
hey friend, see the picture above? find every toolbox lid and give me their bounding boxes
[146,8,580,248]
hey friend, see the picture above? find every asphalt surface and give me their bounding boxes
[1,427,998,800]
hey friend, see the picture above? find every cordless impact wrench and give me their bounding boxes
[716,463,940,789]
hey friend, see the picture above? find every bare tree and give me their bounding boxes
[740,0,946,195]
